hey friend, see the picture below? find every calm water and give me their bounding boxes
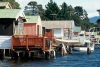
[0,48,100,67]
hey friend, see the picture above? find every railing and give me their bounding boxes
[12,35,50,51]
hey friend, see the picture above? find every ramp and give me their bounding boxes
[0,36,11,49]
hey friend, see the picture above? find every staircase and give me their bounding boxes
[90,35,97,43]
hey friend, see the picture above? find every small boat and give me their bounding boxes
[73,40,95,54]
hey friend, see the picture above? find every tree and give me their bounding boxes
[28,0,92,31]
[75,6,83,16]
[1,0,20,9]
[74,6,93,31]
[96,19,100,24]
[72,14,82,26]
[94,10,100,28]
[28,1,37,9]
[44,0,60,20]
[58,2,69,20]
[25,1,44,16]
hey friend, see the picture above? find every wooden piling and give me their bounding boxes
[3,49,5,58]
[61,44,67,56]
[87,48,91,54]
[45,51,50,60]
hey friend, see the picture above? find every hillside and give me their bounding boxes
[89,16,100,23]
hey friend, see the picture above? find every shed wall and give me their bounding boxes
[24,24,36,35]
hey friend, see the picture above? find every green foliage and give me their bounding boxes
[58,2,73,20]
[25,0,94,31]
[28,1,37,9]
[25,1,44,17]
[96,19,100,24]
[75,6,83,16]
[72,14,82,26]
[44,0,60,20]
[1,0,20,9]
[25,12,31,16]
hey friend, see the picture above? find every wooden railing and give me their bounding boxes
[11,35,50,51]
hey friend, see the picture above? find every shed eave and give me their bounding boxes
[24,22,37,24]
[0,18,15,19]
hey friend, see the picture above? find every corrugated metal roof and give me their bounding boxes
[0,9,21,18]
[73,26,81,32]
[42,21,74,29]
[0,2,9,7]
[25,16,38,23]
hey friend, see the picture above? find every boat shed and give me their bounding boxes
[0,9,26,35]
[24,16,42,36]
[0,9,26,49]
[42,21,75,39]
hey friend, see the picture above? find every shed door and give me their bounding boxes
[24,24,36,35]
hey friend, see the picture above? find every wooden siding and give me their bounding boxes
[12,35,51,51]
[24,24,36,35]
[45,29,54,41]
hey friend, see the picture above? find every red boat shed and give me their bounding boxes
[24,16,42,36]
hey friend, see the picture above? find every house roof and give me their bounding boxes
[25,16,39,23]
[0,2,9,7]
[42,21,75,29]
[73,26,81,32]
[0,9,23,19]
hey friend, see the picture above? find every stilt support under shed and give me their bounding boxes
[45,50,56,60]
[87,48,91,54]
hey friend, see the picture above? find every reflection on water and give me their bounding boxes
[0,48,100,67]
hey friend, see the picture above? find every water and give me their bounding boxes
[0,48,100,67]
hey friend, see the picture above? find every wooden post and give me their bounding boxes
[45,51,51,60]
[61,28,64,40]
[11,36,14,51]
[26,36,29,50]
[52,50,56,59]
[3,49,5,58]
[29,52,31,58]
[61,44,67,56]
[17,52,19,57]
[43,37,45,51]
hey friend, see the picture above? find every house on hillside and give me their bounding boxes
[73,26,81,36]
[0,2,12,9]
[0,9,26,49]
[42,21,75,39]
[24,16,42,36]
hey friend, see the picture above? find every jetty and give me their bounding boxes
[0,2,98,60]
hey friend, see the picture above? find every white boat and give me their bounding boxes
[73,40,95,52]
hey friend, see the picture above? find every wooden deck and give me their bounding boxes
[54,39,85,47]
[12,35,51,51]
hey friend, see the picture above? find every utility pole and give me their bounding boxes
[67,11,74,20]
[50,14,57,20]
[97,10,100,16]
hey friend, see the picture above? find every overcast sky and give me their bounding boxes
[16,0,100,18]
